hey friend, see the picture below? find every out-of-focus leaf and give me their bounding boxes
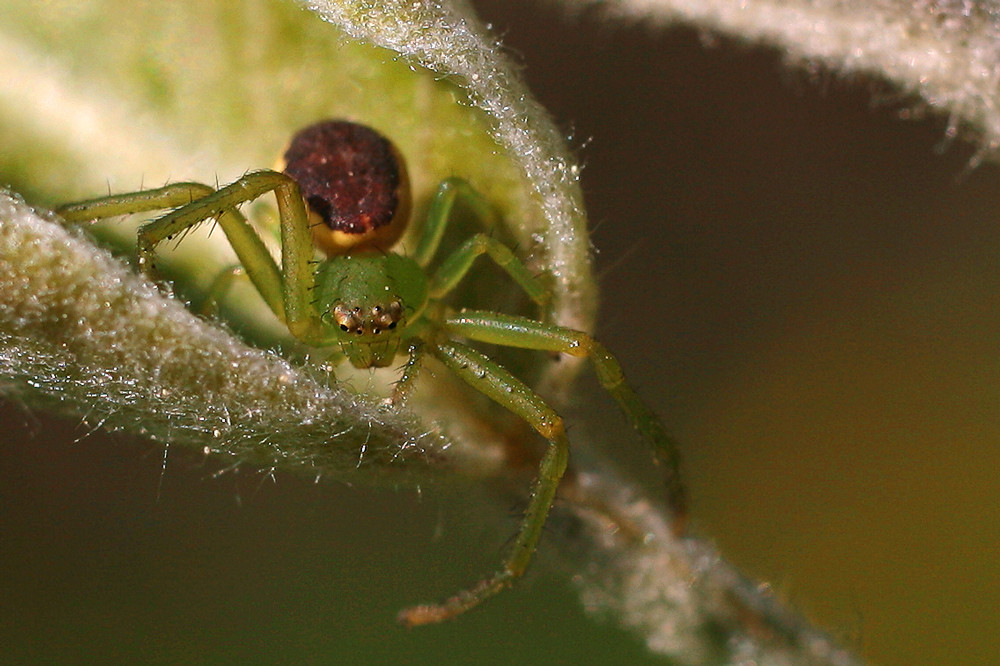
[565,0,1000,158]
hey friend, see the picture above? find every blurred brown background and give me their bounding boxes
[471,2,1000,663]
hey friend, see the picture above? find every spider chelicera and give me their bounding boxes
[56,119,685,626]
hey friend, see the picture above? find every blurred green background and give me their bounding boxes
[3,2,1000,664]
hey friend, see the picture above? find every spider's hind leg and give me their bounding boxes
[397,339,569,626]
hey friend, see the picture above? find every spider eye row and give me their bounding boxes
[332,301,403,335]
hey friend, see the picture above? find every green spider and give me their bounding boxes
[56,119,685,626]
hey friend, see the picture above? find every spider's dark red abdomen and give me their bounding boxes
[282,120,411,255]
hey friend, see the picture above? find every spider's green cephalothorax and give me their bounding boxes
[315,252,428,368]
[56,118,686,628]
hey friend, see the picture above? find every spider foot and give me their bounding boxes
[397,569,514,627]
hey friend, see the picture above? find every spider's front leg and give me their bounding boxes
[57,182,216,227]
[399,311,686,625]
[57,172,324,342]
[446,310,687,521]
[386,340,426,407]
[397,339,569,626]
[56,180,285,316]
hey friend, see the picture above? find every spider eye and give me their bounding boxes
[370,300,404,333]
[333,303,364,334]
[331,300,404,336]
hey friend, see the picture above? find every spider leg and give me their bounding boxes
[410,177,551,309]
[57,182,215,225]
[188,264,239,316]
[387,341,426,407]
[135,173,314,329]
[57,181,286,320]
[397,340,569,626]
[411,177,496,268]
[429,234,550,309]
[445,310,686,522]
[59,172,323,342]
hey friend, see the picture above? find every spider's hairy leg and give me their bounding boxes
[411,177,497,268]
[397,340,569,627]
[388,341,426,407]
[411,177,550,310]
[56,180,289,320]
[56,182,216,225]
[133,172,316,326]
[445,310,687,524]
[429,234,551,309]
